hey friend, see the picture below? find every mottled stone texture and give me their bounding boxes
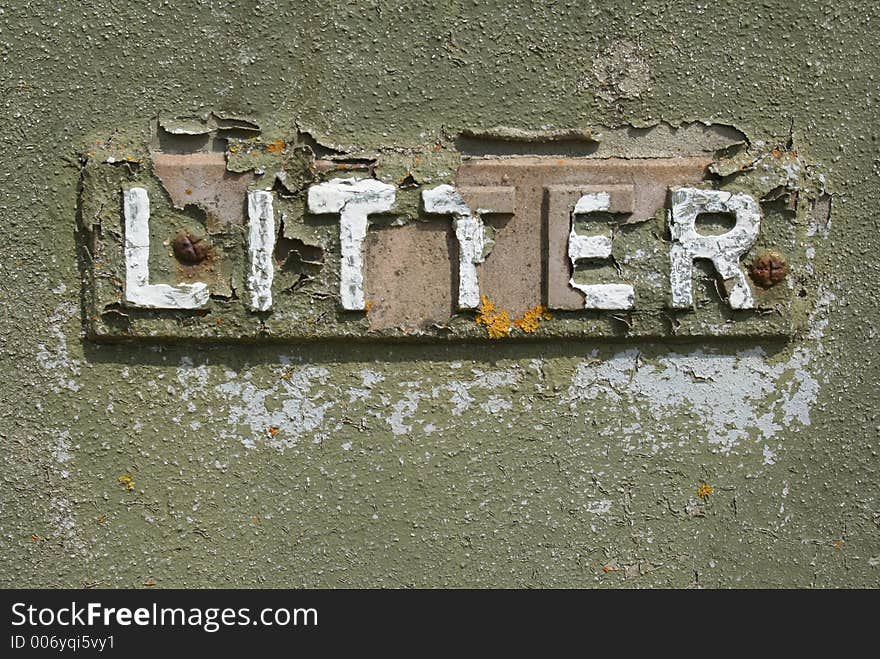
[0,1,878,588]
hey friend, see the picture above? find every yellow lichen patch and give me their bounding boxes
[364,300,374,313]
[697,483,713,500]
[514,304,552,333]
[477,297,553,338]
[475,295,512,339]
[118,473,135,491]
[265,138,285,154]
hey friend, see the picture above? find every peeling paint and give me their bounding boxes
[3,0,876,591]
[308,178,396,311]
[422,184,485,309]
[246,190,276,312]
[568,191,635,310]
[37,302,81,393]
[668,187,761,310]
[78,122,818,341]
[214,364,333,449]
[590,41,651,102]
[122,188,209,309]
[566,345,817,453]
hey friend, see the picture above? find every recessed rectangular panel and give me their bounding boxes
[79,149,814,342]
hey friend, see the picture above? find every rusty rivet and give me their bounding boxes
[750,250,789,287]
[172,232,210,264]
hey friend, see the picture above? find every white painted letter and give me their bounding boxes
[668,187,761,310]
[307,178,396,311]
[123,187,209,309]
[246,190,275,311]
[422,185,487,309]
[567,192,634,310]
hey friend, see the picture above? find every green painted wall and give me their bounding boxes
[1,0,878,587]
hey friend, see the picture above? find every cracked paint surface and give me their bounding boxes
[1,0,878,589]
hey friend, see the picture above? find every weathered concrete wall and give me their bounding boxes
[1,0,877,587]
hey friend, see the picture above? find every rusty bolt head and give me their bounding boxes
[172,232,210,264]
[750,251,789,287]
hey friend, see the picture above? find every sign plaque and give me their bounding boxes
[77,123,824,342]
